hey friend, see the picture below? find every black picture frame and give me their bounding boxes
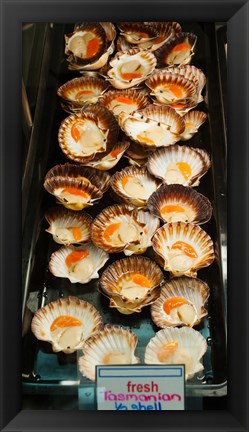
[0,0,248,431]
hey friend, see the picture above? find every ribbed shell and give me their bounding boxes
[120,105,185,149]
[48,243,109,284]
[155,32,197,67]
[117,22,158,45]
[151,276,210,327]
[180,111,207,141]
[152,222,215,277]
[78,325,140,381]
[99,256,164,314]
[144,326,207,380]
[31,296,103,354]
[124,209,161,255]
[167,65,206,103]
[110,165,161,207]
[58,104,119,163]
[84,140,130,171]
[147,145,211,186]
[100,88,149,117]
[45,207,92,245]
[147,184,212,224]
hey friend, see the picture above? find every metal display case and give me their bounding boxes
[22,22,227,410]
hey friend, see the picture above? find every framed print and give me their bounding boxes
[0,0,248,431]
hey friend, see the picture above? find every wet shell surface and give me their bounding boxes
[49,243,109,284]
[180,111,207,141]
[57,76,109,112]
[152,222,215,277]
[110,165,161,207]
[100,88,149,117]
[144,326,207,380]
[151,276,210,327]
[45,206,92,245]
[120,105,185,149]
[31,296,103,354]
[107,49,157,89]
[84,140,130,171]
[58,104,119,163]
[147,184,212,224]
[147,145,211,186]
[99,256,164,314]
[78,325,140,381]
[155,32,197,67]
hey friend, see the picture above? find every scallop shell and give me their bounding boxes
[180,111,207,141]
[78,325,140,381]
[124,140,152,166]
[84,140,130,171]
[65,23,107,67]
[118,22,158,45]
[151,276,210,327]
[99,256,164,314]
[145,71,198,108]
[144,326,207,380]
[45,207,92,245]
[145,22,182,51]
[107,49,157,89]
[31,296,103,354]
[124,209,161,255]
[90,204,147,254]
[57,76,109,112]
[110,165,161,207]
[48,243,109,284]
[58,104,119,163]
[147,184,212,224]
[120,105,185,149]
[147,145,211,186]
[166,65,206,103]
[100,89,149,117]
[152,222,215,277]
[155,32,197,67]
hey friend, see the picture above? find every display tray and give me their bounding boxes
[22,22,227,403]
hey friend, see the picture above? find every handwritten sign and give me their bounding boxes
[96,365,185,410]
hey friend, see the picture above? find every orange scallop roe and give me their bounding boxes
[61,187,89,199]
[176,162,192,179]
[75,90,94,99]
[122,176,132,187]
[166,83,184,98]
[121,72,142,81]
[71,120,85,142]
[171,103,184,109]
[137,134,154,145]
[132,273,151,288]
[171,241,198,258]
[171,42,191,53]
[110,148,121,158]
[71,227,82,241]
[185,122,195,129]
[86,37,100,58]
[157,340,179,362]
[163,297,189,315]
[50,315,82,332]
[103,222,121,242]
[137,32,150,39]
[115,95,134,105]
[65,250,89,267]
[161,205,185,215]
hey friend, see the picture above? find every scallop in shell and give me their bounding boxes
[78,325,140,381]
[117,22,158,45]
[147,145,211,186]
[110,165,161,207]
[180,111,207,141]
[84,140,130,171]
[45,207,92,245]
[48,243,109,284]
[152,222,215,277]
[99,256,164,314]
[107,49,157,89]
[124,140,151,167]
[124,209,161,255]
[166,65,206,104]
[100,88,149,117]
[120,105,185,149]
[58,104,119,164]
[144,326,207,380]
[155,32,197,67]
[31,296,103,354]
[151,276,210,327]
[147,184,212,224]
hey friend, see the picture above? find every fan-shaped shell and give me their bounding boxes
[124,209,161,255]
[166,65,206,104]
[99,256,164,314]
[144,326,207,380]
[151,276,210,327]
[48,243,109,284]
[147,145,211,186]
[58,104,119,163]
[45,207,92,245]
[31,296,103,354]
[117,22,158,45]
[180,111,207,141]
[107,49,157,89]
[78,325,140,381]
[155,32,197,67]
[100,88,149,117]
[147,184,212,224]
[110,165,161,207]
[120,105,185,149]
[84,140,130,171]
[152,222,215,277]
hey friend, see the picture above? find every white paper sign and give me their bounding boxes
[96,365,185,410]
